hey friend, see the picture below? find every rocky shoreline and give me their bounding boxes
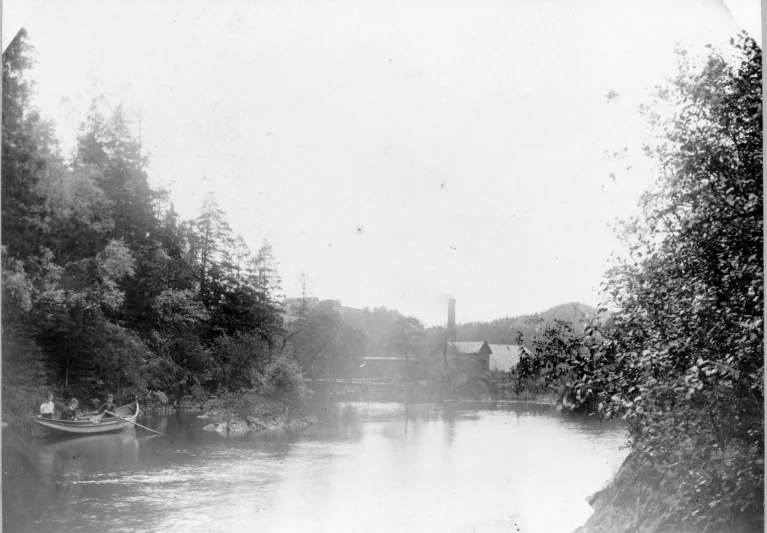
[197,399,318,434]
[572,454,693,533]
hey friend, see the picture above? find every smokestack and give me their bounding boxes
[447,298,456,342]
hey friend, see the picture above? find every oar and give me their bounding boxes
[105,410,163,436]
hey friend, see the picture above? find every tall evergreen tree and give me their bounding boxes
[2,29,51,259]
[75,101,154,246]
[246,240,284,350]
[191,192,233,303]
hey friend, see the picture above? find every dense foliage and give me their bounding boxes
[0,30,310,412]
[515,36,763,530]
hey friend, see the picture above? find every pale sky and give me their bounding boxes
[2,0,759,325]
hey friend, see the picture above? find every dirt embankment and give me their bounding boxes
[573,454,760,533]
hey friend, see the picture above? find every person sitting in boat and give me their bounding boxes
[39,392,55,419]
[61,398,80,421]
[96,394,118,418]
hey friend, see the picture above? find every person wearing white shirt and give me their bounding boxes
[39,392,55,419]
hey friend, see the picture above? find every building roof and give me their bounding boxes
[488,344,530,371]
[448,341,489,354]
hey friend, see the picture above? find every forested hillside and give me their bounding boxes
[455,302,597,346]
[0,30,310,417]
[0,30,455,416]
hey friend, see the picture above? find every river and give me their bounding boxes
[3,401,627,533]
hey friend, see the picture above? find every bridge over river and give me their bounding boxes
[308,376,533,403]
[311,378,402,387]
[308,378,434,403]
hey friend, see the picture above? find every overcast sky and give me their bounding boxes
[2,0,759,325]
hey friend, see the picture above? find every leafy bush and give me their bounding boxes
[257,354,310,405]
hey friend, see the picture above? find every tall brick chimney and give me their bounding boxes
[447,298,456,342]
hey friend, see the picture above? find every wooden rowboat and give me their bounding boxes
[30,402,140,438]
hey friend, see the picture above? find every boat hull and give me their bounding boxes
[30,404,140,438]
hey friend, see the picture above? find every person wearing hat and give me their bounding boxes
[39,392,55,419]
[61,398,80,421]
[96,394,118,418]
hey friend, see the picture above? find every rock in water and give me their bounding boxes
[215,419,250,433]
[284,415,319,430]
[230,419,250,433]
[245,416,267,431]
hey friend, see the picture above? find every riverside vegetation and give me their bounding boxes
[1,29,312,427]
[515,36,763,532]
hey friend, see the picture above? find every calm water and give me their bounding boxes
[3,401,627,533]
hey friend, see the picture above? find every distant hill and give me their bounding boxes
[455,302,599,347]
[533,302,599,330]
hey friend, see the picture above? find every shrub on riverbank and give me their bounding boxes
[1,328,54,428]
[256,354,311,406]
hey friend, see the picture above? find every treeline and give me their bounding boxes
[0,30,320,413]
[514,36,763,531]
[1,29,297,410]
[292,302,434,378]
[295,301,490,395]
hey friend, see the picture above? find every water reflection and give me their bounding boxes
[34,432,140,528]
[4,402,627,533]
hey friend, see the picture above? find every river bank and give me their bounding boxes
[574,453,763,533]
[1,379,318,437]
